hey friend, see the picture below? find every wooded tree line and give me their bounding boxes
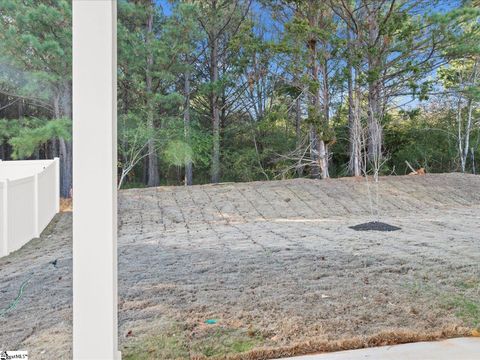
[1,0,479,196]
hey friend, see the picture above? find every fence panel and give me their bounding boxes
[0,159,59,257]
[6,175,37,253]
[38,161,58,231]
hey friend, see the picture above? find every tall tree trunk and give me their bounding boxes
[59,138,72,197]
[456,94,465,172]
[463,98,473,173]
[366,12,383,172]
[146,1,160,187]
[347,60,356,175]
[51,138,59,158]
[18,99,24,119]
[142,156,148,184]
[309,126,320,178]
[295,95,304,177]
[367,77,383,169]
[53,91,72,198]
[210,34,221,183]
[353,72,363,176]
[319,57,329,179]
[471,147,476,174]
[347,31,362,177]
[306,6,329,180]
[462,60,477,172]
[184,69,193,186]
[307,33,320,179]
[61,82,73,198]
[307,34,324,179]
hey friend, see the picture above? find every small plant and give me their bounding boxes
[164,140,194,168]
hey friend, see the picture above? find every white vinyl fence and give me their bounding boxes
[0,159,60,257]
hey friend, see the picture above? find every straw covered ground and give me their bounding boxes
[1,173,479,359]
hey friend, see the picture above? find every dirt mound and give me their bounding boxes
[349,221,401,231]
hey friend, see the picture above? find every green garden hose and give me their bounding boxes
[0,273,34,318]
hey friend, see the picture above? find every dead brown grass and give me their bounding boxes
[210,326,471,360]
[2,174,480,359]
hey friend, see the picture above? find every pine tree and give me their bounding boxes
[195,0,253,183]
[0,0,72,196]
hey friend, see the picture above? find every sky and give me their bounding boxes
[152,0,465,111]
[157,0,172,15]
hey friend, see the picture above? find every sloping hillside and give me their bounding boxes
[1,174,479,359]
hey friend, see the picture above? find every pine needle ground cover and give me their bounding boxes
[1,174,479,359]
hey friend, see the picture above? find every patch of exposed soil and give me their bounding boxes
[1,173,479,359]
[59,198,72,213]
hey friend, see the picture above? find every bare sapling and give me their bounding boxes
[361,105,391,223]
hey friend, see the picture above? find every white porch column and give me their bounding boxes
[72,1,120,359]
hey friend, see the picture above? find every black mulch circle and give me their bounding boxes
[349,221,401,232]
